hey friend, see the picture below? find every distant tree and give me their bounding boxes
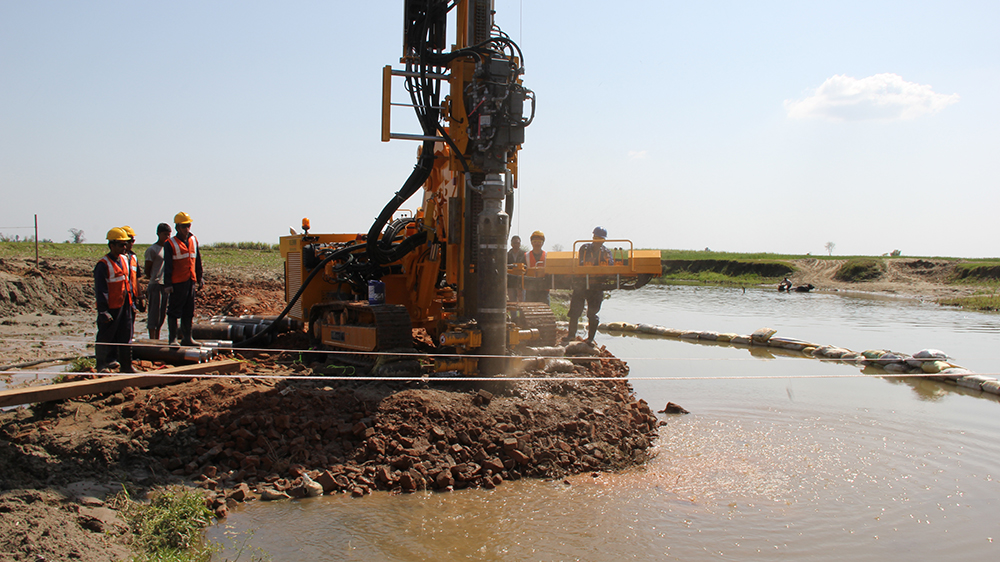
[825,241,836,256]
[551,243,564,252]
[890,249,901,257]
[68,228,85,244]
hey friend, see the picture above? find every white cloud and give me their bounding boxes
[785,73,959,121]
[628,150,648,160]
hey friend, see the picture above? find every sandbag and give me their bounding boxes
[636,323,658,334]
[525,346,565,357]
[716,333,739,342]
[920,360,950,374]
[730,335,752,345]
[680,331,700,340]
[698,331,720,341]
[751,327,777,344]
[545,358,577,373]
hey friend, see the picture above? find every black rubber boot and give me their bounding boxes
[586,322,598,344]
[566,318,579,344]
[118,345,135,373]
[167,316,178,346]
[180,317,200,347]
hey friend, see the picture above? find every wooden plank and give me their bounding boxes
[0,359,243,408]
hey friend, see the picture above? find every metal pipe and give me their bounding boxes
[475,173,509,376]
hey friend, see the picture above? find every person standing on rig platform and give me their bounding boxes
[94,227,136,372]
[162,212,203,346]
[144,223,172,339]
[567,226,614,345]
[525,230,550,304]
[507,235,527,302]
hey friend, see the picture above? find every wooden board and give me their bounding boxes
[0,359,242,408]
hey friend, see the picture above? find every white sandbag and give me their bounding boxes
[913,349,948,359]
[939,367,973,376]
[767,337,806,351]
[698,331,720,341]
[636,323,658,334]
[621,323,638,332]
[981,380,1000,396]
[730,335,752,345]
[525,346,565,357]
[607,322,626,331]
[716,333,739,342]
[661,328,685,338]
[545,358,577,373]
[840,352,863,362]
[680,331,700,340]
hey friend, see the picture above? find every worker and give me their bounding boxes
[507,235,527,302]
[525,230,550,304]
[121,225,146,315]
[162,211,204,346]
[94,227,136,372]
[567,226,614,345]
[144,223,172,339]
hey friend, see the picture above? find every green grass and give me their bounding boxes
[939,287,1000,311]
[112,486,216,562]
[0,240,285,271]
[654,271,774,286]
[200,244,284,270]
[834,259,886,282]
[68,356,96,372]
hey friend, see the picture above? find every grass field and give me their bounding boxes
[0,240,285,270]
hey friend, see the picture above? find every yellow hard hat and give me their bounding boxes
[121,225,136,240]
[530,230,545,241]
[174,211,192,225]
[106,227,130,242]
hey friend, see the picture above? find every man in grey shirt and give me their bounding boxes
[144,223,171,339]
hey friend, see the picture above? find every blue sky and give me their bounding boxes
[2,1,997,258]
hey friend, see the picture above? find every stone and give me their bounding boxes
[228,483,251,502]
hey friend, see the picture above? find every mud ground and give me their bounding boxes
[1,255,660,561]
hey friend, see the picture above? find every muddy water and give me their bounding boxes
[210,286,1000,561]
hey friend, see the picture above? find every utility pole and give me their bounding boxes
[34,214,39,267]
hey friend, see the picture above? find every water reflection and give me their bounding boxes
[211,285,1000,562]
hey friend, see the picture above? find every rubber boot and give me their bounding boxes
[94,345,109,372]
[566,317,579,344]
[167,316,178,346]
[180,317,200,347]
[586,322,598,345]
[118,345,135,373]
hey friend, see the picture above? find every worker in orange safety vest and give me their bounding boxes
[162,211,204,346]
[525,230,550,304]
[94,227,136,372]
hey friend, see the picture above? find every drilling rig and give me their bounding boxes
[278,0,659,376]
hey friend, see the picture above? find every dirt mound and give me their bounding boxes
[0,490,131,562]
[789,258,972,300]
[1,346,658,516]
[0,261,91,317]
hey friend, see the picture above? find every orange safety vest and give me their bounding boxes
[100,255,133,309]
[527,250,546,267]
[169,235,198,284]
[128,253,139,297]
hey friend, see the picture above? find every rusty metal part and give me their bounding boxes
[508,301,557,347]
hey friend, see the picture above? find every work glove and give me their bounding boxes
[163,286,173,295]
[98,311,113,325]
[136,298,146,313]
